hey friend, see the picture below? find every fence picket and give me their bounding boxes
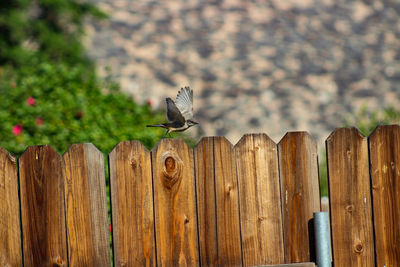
[109,141,156,266]
[151,139,199,266]
[195,137,242,266]
[278,132,320,263]
[326,127,374,266]
[2,127,400,265]
[0,148,21,266]
[63,143,110,266]
[235,134,284,266]
[369,125,400,266]
[19,146,68,266]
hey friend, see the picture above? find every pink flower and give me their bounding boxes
[27,97,35,106]
[109,224,112,232]
[12,125,23,136]
[36,117,43,126]
[146,99,153,107]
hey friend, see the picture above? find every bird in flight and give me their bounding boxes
[147,86,198,137]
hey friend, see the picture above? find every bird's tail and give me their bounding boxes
[146,124,164,127]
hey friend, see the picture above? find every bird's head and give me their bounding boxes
[187,120,199,128]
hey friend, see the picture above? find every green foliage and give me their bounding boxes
[0,0,106,65]
[319,154,329,197]
[0,58,165,156]
[345,105,400,136]
[0,0,198,156]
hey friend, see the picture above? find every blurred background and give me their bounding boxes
[1,0,400,196]
[83,0,400,146]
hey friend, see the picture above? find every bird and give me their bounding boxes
[147,86,198,137]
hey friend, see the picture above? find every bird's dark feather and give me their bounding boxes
[166,98,185,126]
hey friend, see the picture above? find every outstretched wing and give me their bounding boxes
[166,98,185,126]
[174,86,193,120]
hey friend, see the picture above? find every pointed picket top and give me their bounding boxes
[19,145,67,267]
[369,124,400,139]
[278,131,317,148]
[64,142,104,156]
[0,147,21,267]
[235,133,277,148]
[194,136,213,149]
[0,147,16,163]
[213,135,234,147]
[19,144,60,160]
[326,127,365,143]
[110,140,150,156]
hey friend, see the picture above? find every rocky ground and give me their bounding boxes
[84,0,400,149]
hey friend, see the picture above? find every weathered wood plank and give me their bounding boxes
[19,145,67,266]
[326,127,374,266]
[278,132,320,263]
[109,141,155,267]
[0,148,22,267]
[195,137,242,266]
[152,139,199,266]
[193,137,217,265]
[369,125,400,266]
[235,134,284,266]
[63,143,110,266]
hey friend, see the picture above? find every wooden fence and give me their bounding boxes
[0,125,399,266]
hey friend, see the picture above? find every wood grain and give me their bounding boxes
[235,134,284,266]
[369,125,400,266]
[19,145,67,266]
[109,141,155,267]
[63,143,110,266]
[326,127,374,266]
[0,148,21,267]
[278,132,320,263]
[195,137,242,266]
[193,137,217,265]
[152,139,199,266]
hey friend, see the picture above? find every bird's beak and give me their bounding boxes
[192,121,199,125]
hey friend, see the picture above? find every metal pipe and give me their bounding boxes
[314,211,332,267]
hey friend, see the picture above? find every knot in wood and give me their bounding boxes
[345,204,353,213]
[354,243,364,254]
[161,152,183,191]
[52,256,65,266]
[165,157,175,172]
[258,217,266,223]
[226,184,233,196]
[184,215,189,224]
[130,158,137,169]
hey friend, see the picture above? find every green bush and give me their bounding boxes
[345,105,400,136]
[0,0,106,65]
[0,57,165,156]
